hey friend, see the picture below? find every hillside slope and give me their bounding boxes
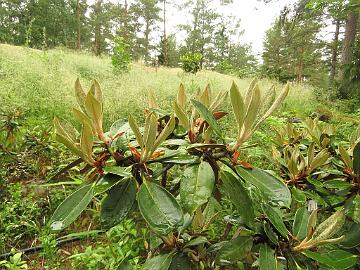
[0,44,313,128]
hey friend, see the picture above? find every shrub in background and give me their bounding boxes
[180,51,202,73]
[50,78,360,269]
[111,37,131,73]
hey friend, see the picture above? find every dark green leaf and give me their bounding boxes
[262,204,288,239]
[50,184,94,231]
[109,119,126,136]
[291,187,306,203]
[94,174,127,194]
[259,244,276,270]
[323,179,353,190]
[117,260,132,270]
[190,99,222,138]
[103,166,131,177]
[215,236,253,265]
[302,250,357,270]
[341,223,360,248]
[169,254,193,270]
[263,221,278,245]
[236,167,291,207]
[353,142,360,175]
[184,236,208,248]
[203,197,221,226]
[138,181,183,235]
[180,161,215,214]
[221,170,255,227]
[292,207,309,241]
[100,179,136,228]
[142,253,173,270]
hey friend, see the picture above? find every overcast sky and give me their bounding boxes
[164,0,300,57]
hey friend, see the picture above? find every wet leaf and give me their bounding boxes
[138,181,183,235]
[259,244,276,270]
[180,161,215,214]
[50,184,94,231]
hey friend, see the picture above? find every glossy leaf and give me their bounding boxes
[85,92,103,137]
[169,254,193,270]
[73,108,95,135]
[292,188,306,203]
[152,115,175,152]
[341,223,360,248]
[215,236,253,265]
[143,113,157,160]
[293,207,309,240]
[173,102,189,129]
[53,117,83,157]
[244,78,257,107]
[74,78,86,112]
[89,79,103,108]
[177,83,187,108]
[209,90,227,112]
[221,170,255,227]
[302,250,357,270]
[80,122,94,164]
[259,244,276,270]
[339,145,352,169]
[306,209,318,239]
[180,161,215,214]
[309,149,330,172]
[262,204,288,239]
[230,82,245,135]
[236,167,291,207]
[138,181,183,235]
[243,84,260,133]
[128,114,143,150]
[147,91,159,109]
[257,83,290,127]
[199,84,210,107]
[101,179,136,228]
[353,142,360,175]
[184,236,208,248]
[263,221,278,245]
[312,209,345,242]
[50,184,94,231]
[190,99,222,138]
[142,253,173,270]
[94,174,127,194]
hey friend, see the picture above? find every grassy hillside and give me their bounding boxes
[0,44,315,130]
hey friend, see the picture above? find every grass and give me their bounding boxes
[0,44,316,132]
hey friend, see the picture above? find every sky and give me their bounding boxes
[164,0,300,58]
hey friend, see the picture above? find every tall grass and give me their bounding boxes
[0,44,316,130]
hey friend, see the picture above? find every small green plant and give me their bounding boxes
[180,51,202,73]
[69,220,144,270]
[39,227,58,259]
[0,109,23,146]
[0,251,28,270]
[111,37,131,73]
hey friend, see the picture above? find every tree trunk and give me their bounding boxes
[338,10,358,98]
[340,11,359,68]
[76,0,81,50]
[296,47,304,83]
[94,0,102,56]
[163,0,168,66]
[145,20,150,63]
[124,0,128,41]
[329,19,340,83]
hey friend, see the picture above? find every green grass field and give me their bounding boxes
[0,44,316,131]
